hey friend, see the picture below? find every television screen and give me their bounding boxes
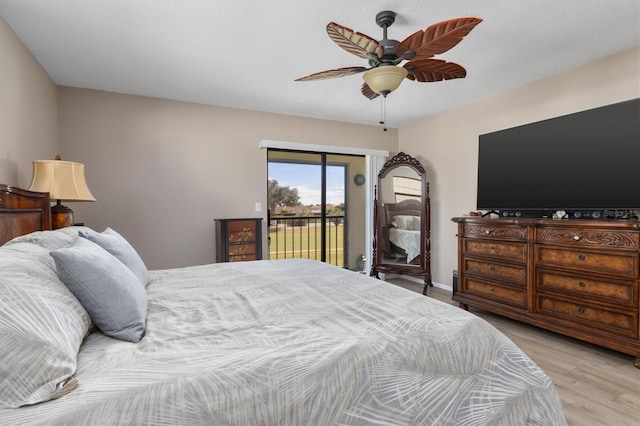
[477,98,640,215]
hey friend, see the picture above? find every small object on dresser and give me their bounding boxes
[553,210,567,219]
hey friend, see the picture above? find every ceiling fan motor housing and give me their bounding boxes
[376,11,401,63]
[380,39,400,62]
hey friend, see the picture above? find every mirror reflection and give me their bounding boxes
[380,167,421,265]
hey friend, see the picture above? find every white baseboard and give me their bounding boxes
[383,274,452,292]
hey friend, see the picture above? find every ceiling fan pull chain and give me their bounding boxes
[379,96,388,132]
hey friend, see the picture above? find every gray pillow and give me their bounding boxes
[79,227,150,286]
[51,238,148,343]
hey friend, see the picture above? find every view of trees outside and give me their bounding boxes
[267,161,345,217]
[267,179,300,213]
[268,179,344,219]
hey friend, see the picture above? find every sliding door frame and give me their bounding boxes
[260,140,389,273]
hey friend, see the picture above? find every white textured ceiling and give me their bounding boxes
[1,1,638,128]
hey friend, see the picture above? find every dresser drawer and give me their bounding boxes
[228,243,259,262]
[463,277,526,309]
[226,220,259,233]
[464,259,526,284]
[536,270,638,307]
[463,223,528,241]
[464,240,527,262]
[537,226,639,249]
[536,246,638,277]
[227,228,258,243]
[537,295,638,338]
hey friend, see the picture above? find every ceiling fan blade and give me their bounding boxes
[404,59,467,82]
[397,17,482,60]
[361,82,380,100]
[295,66,368,81]
[327,22,383,60]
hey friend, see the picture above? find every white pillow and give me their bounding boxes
[393,215,415,230]
[0,242,91,408]
[3,226,92,250]
[411,215,421,230]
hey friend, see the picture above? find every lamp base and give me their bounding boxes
[51,200,74,229]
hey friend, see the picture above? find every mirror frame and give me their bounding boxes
[371,152,432,295]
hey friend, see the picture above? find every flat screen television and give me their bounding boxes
[476,98,640,219]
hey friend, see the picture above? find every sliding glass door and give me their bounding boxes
[267,149,366,269]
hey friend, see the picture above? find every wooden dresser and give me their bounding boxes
[452,217,640,367]
[215,218,263,262]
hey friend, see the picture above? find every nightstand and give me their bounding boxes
[214,218,263,262]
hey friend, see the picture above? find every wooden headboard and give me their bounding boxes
[384,199,422,226]
[0,184,51,245]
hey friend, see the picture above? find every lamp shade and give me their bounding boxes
[29,160,96,202]
[363,66,408,96]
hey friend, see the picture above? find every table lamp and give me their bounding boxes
[28,155,96,229]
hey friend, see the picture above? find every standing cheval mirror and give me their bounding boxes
[371,152,432,294]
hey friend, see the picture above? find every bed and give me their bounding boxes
[383,199,422,264]
[0,185,566,425]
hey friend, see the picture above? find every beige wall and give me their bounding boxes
[399,45,640,287]
[59,88,396,269]
[0,16,58,186]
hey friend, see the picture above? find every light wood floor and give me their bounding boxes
[388,278,640,426]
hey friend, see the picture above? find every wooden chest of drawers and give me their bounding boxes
[456,221,530,312]
[215,218,263,262]
[453,217,640,367]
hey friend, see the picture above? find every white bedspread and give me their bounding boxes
[388,228,420,263]
[2,259,565,425]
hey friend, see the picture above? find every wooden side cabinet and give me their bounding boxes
[215,218,263,262]
[452,217,640,368]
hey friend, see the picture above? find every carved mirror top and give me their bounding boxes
[379,152,425,177]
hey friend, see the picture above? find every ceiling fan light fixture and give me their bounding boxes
[363,66,408,96]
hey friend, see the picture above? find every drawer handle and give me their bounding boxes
[573,235,580,241]
[578,281,586,288]
[484,230,490,235]
[490,265,496,272]
[577,254,586,261]
[577,307,585,314]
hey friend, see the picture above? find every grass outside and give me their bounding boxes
[268,223,344,267]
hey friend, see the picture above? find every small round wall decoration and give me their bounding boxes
[354,174,366,186]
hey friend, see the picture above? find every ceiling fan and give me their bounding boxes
[295,11,482,100]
